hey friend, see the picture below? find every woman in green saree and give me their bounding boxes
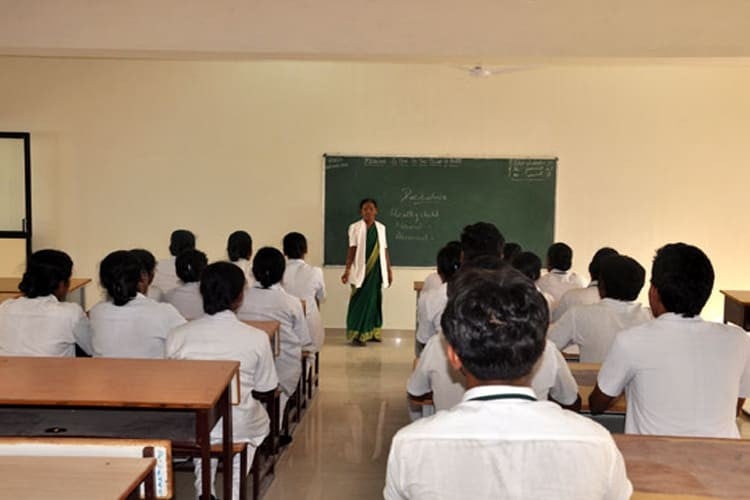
[341,199,393,346]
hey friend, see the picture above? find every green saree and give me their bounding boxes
[346,224,383,342]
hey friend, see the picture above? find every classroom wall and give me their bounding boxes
[1,56,749,328]
[0,239,25,275]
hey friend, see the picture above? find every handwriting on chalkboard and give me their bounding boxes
[400,188,448,205]
[508,159,554,181]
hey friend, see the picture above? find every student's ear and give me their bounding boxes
[54,279,70,302]
[648,284,666,317]
[445,343,464,372]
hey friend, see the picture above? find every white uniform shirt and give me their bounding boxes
[232,258,253,285]
[164,282,204,321]
[347,219,389,288]
[166,310,278,443]
[385,385,632,500]
[408,338,578,411]
[89,293,186,358]
[407,333,466,411]
[282,259,326,350]
[536,270,586,306]
[237,283,312,395]
[0,295,93,357]
[415,282,447,344]
[153,257,180,294]
[551,282,601,323]
[421,272,442,293]
[549,298,652,363]
[598,313,750,438]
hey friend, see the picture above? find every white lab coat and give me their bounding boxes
[153,256,180,294]
[347,219,389,288]
[164,282,204,321]
[282,259,326,350]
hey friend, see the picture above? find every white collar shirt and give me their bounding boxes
[0,295,93,357]
[532,340,580,405]
[89,293,186,358]
[598,313,750,438]
[166,310,279,443]
[282,259,327,350]
[549,298,652,363]
[164,282,204,321]
[551,281,601,323]
[420,272,442,294]
[153,257,180,293]
[385,385,632,500]
[415,282,447,344]
[237,283,312,394]
[347,219,389,288]
[536,270,586,305]
[232,258,254,285]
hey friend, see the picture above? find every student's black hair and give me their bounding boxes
[459,254,505,273]
[651,243,714,317]
[511,251,543,282]
[436,243,462,282]
[227,231,252,262]
[99,250,142,306]
[460,222,505,262]
[441,267,548,381]
[588,247,619,281]
[547,242,573,271]
[359,198,378,210]
[200,262,246,315]
[283,232,308,259]
[176,249,208,284]
[130,248,157,275]
[599,255,646,301]
[18,249,73,298]
[502,242,522,262]
[169,229,196,257]
[252,247,286,289]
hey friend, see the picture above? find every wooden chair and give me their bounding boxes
[0,437,172,499]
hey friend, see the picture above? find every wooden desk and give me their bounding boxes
[720,290,750,331]
[0,357,237,500]
[413,281,424,293]
[0,455,155,500]
[0,277,91,305]
[615,434,750,499]
[243,319,281,357]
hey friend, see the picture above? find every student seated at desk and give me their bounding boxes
[153,229,196,294]
[536,242,585,308]
[459,222,504,264]
[414,242,461,356]
[282,232,327,351]
[130,248,163,301]
[167,262,279,500]
[164,249,208,321]
[386,267,631,500]
[552,247,618,323]
[548,254,652,363]
[0,249,93,357]
[227,230,253,284]
[511,251,555,314]
[90,250,186,358]
[590,243,750,438]
[237,247,312,443]
[420,241,461,294]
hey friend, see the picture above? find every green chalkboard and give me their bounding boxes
[324,155,556,267]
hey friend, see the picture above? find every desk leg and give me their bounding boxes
[197,409,212,500]
[221,385,233,500]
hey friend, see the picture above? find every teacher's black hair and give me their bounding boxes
[359,198,378,210]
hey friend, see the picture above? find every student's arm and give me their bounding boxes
[738,398,746,417]
[588,384,618,414]
[603,440,634,500]
[547,309,576,351]
[72,307,94,356]
[341,246,356,284]
[548,346,581,411]
[386,248,394,285]
[590,334,632,414]
[384,440,409,500]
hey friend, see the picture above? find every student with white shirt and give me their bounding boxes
[552,247,618,323]
[386,267,632,500]
[164,249,208,321]
[227,230,253,284]
[420,241,461,294]
[536,242,586,308]
[90,250,186,358]
[237,247,312,444]
[282,232,326,350]
[414,243,461,356]
[511,251,555,313]
[0,249,93,357]
[459,221,504,263]
[590,243,750,438]
[153,229,196,294]
[166,262,279,500]
[130,248,164,301]
[549,254,652,363]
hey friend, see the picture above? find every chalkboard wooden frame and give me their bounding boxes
[323,154,557,267]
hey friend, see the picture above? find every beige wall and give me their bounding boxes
[1,57,748,327]
[0,239,25,275]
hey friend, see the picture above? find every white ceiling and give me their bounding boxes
[2,0,750,61]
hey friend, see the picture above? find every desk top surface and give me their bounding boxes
[413,281,424,292]
[720,290,750,304]
[0,277,91,294]
[0,357,238,409]
[569,362,601,387]
[0,455,155,500]
[615,434,750,499]
[578,385,627,413]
